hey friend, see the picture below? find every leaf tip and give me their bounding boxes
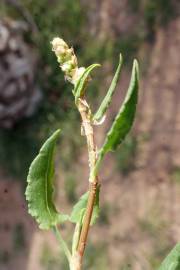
[133,59,139,80]
[54,128,61,136]
[49,128,61,143]
[95,63,101,68]
[119,53,123,64]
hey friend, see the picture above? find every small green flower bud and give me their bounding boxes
[61,61,73,73]
[51,37,68,52]
[56,47,66,56]
[51,37,84,85]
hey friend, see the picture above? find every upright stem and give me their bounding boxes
[77,181,98,257]
[75,98,99,268]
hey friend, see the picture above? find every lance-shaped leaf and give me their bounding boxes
[73,64,101,104]
[25,129,68,230]
[93,54,123,122]
[158,243,180,270]
[70,188,100,225]
[95,60,139,172]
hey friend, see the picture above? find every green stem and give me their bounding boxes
[72,222,81,255]
[53,226,72,263]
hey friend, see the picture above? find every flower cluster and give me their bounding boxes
[51,37,85,85]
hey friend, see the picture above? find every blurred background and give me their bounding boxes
[0,0,180,269]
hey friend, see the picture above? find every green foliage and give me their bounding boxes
[26,130,68,229]
[74,64,101,103]
[2,0,179,268]
[70,188,100,225]
[0,0,177,182]
[95,60,139,174]
[93,54,123,122]
[23,30,179,270]
[158,243,180,270]
[101,60,138,152]
[24,32,140,266]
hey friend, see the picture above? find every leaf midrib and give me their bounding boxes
[44,146,55,221]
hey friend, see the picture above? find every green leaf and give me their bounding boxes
[70,187,100,225]
[97,59,139,163]
[158,243,180,270]
[93,54,123,122]
[73,64,101,104]
[25,130,68,230]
